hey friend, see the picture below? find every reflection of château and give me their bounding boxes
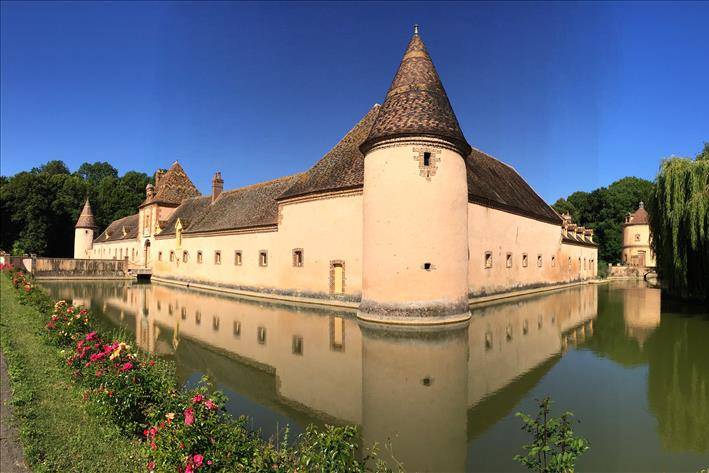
[50,282,600,471]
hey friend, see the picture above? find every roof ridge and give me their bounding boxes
[220,173,304,196]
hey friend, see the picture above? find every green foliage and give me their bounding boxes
[0,160,151,257]
[647,149,709,301]
[514,397,589,473]
[552,177,654,264]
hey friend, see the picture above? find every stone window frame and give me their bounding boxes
[234,250,242,266]
[212,315,220,331]
[506,252,513,269]
[169,251,175,262]
[259,250,268,267]
[195,310,201,325]
[181,307,187,320]
[182,251,189,263]
[197,251,203,264]
[158,251,163,262]
[537,254,543,268]
[214,250,221,265]
[292,248,304,267]
[484,251,493,269]
[568,256,572,269]
[412,146,442,181]
[257,326,267,345]
[329,260,346,294]
[233,321,241,337]
[292,335,304,356]
[522,253,528,268]
[551,255,556,267]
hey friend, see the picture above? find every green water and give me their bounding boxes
[40,280,709,472]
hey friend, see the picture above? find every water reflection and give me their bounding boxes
[41,280,709,471]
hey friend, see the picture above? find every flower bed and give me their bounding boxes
[1,267,398,472]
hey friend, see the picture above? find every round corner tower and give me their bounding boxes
[74,198,98,259]
[359,28,471,324]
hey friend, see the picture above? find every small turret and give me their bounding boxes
[74,199,98,259]
[146,183,155,199]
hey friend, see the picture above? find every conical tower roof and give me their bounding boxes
[360,27,471,156]
[75,198,98,229]
[625,201,649,225]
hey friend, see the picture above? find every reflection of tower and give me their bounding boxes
[623,286,661,348]
[361,321,469,472]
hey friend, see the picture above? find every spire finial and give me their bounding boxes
[413,24,419,35]
[639,201,644,209]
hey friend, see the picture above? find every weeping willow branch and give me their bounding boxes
[648,156,709,301]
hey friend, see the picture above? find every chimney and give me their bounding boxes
[212,171,224,203]
[155,169,165,187]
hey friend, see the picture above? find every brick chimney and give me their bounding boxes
[155,169,165,187]
[212,171,223,203]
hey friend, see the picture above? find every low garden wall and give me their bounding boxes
[32,257,127,279]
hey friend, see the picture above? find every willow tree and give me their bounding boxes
[648,148,709,301]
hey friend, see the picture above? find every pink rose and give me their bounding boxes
[204,399,217,411]
[119,362,134,372]
[184,407,195,426]
[193,454,203,467]
[192,394,203,404]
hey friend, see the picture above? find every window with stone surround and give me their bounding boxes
[170,251,175,262]
[635,233,640,242]
[257,327,267,345]
[158,251,162,261]
[537,254,543,267]
[234,250,242,266]
[292,336,303,356]
[506,252,512,268]
[293,249,303,267]
[522,253,528,267]
[551,255,556,267]
[484,251,493,269]
[197,251,203,264]
[195,311,201,325]
[182,251,188,263]
[259,250,268,267]
[214,251,221,265]
[233,321,241,337]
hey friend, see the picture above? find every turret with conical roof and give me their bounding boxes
[360,27,471,157]
[74,198,97,258]
[359,27,471,324]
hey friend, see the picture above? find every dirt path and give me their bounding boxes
[0,350,29,472]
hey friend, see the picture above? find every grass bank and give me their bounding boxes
[0,276,144,472]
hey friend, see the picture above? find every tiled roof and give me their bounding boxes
[360,32,470,156]
[158,196,212,235]
[279,105,380,200]
[140,161,200,208]
[75,199,98,229]
[94,214,139,243]
[625,202,649,225]
[466,148,562,225]
[183,174,302,234]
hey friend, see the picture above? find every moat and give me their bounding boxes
[40,280,708,472]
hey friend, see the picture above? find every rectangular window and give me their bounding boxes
[259,250,268,267]
[257,327,267,345]
[568,256,572,269]
[551,255,556,267]
[330,317,345,352]
[212,316,220,331]
[182,251,188,263]
[484,251,493,269]
[181,307,187,320]
[293,249,303,267]
[195,311,201,325]
[506,252,512,268]
[214,251,221,265]
[233,321,241,337]
[197,251,203,264]
[170,251,175,262]
[522,253,528,268]
[423,151,431,166]
[234,250,242,266]
[292,335,303,356]
[537,254,543,267]
[158,251,163,261]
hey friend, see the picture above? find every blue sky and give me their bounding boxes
[2,1,707,202]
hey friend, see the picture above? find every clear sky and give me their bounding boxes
[2,1,707,203]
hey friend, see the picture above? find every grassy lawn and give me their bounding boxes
[0,277,144,472]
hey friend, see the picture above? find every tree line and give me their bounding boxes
[1,161,152,257]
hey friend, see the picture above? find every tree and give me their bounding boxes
[647,145,709,301]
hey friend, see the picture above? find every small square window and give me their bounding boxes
[522,253,528,268]
[537,254,543,267]
[506,252,512,268]
[293,249,303,267]
[259,250,268,267]
[423,262,432,271]
[292,335,303,356]
[484,251,493,269]
[214,251,221,265]
[635,233,641,242]
[197,251,203,264]
[234,250,242,266]
[257,327,267,345]
[233,321,241,337]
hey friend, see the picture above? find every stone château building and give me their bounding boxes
[74,29,598,322]
[621,202,656,268]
